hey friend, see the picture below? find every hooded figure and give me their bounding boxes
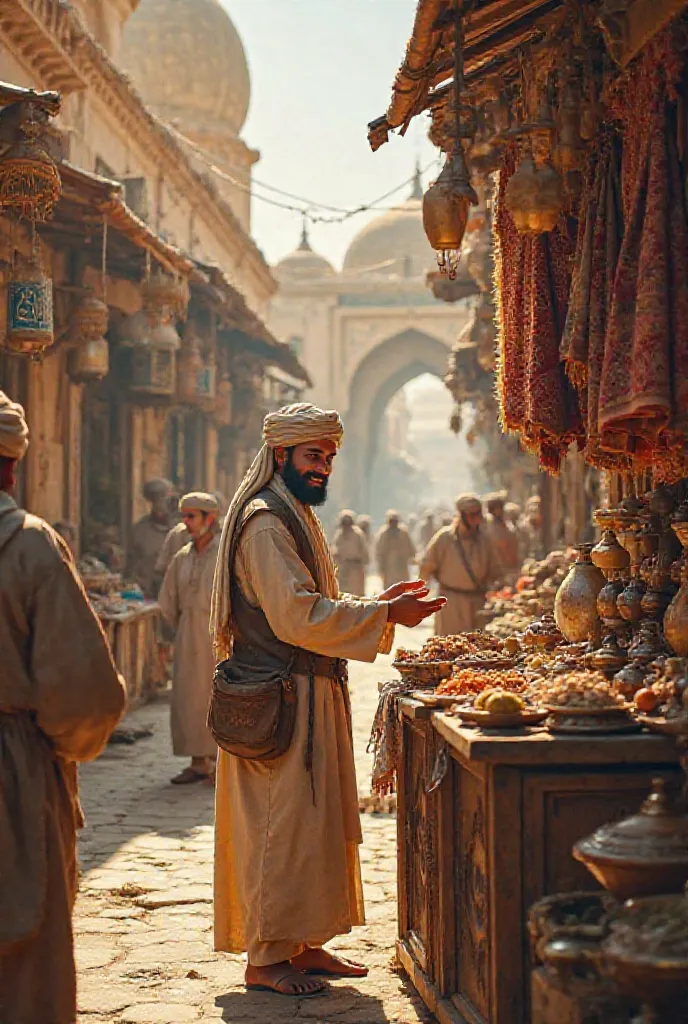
[0,391,125,1024]
[332,509,369,596]
[374,510,416,590]
[127,477,174,597]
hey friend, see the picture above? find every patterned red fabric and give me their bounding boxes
[494,146,581,473]
[599,27,688,480]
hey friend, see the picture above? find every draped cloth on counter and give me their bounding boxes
[494,146,582,473]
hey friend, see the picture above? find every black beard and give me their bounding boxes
[281,457,328,506]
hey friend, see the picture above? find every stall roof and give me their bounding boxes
[38,163,310,385]
[368,0,687,150]
[0,80,60,114]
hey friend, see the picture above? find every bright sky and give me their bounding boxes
[227,0,441,269]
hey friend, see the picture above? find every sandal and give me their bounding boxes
[170,767,208,785]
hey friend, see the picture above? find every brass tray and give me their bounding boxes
[545,703,639,734]
[636,713,688,737]
[392,660,453,685]
[457,707,548,730]
[411,691,459,708]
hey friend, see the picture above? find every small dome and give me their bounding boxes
[274,225,335,281]
[120,0,250,137]
[343,167,435,278]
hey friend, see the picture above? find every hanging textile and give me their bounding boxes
[599,26,688,481]
[561,133,629,472]
[494,146,582,473]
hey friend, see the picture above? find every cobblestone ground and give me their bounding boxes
[74,623,433,1024]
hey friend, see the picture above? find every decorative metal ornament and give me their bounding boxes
[70,294,109,345]
[422,1,477,278]
[6,249,54,355]
[423,144,478,278]
[0,101,61,222]
[68,338,109,382]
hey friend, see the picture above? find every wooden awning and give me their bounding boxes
[368,0,688,150]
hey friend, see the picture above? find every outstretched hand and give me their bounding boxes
[386,583,447,628]
[377,579,429,602]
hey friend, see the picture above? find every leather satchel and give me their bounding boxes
[208,660,298,761]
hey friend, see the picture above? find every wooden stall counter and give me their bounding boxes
[98,601,163,708]
[396,700,681,1024]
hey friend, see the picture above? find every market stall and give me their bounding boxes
[368,2,688,1020]
[80,559,165,707]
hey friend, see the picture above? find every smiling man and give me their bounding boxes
[158,491,220,784]
[210,403,444,997]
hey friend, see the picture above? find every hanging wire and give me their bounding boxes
[161,120,433,225]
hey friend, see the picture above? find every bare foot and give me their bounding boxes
[291,947,369,978]
[245,962,327,996]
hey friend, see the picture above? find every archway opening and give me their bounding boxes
[337,328,479,525]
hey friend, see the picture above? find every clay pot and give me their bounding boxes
[591,634,627,677]
[554,545,605,643]
[613,659,647,699]
[597,577,625,621]
[665,564,688,657]
[591,530,630,574]
[573,779,688,900]
[617,578,646,623]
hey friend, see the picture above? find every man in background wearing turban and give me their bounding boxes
[332,508,369,596]
[374,510,416,590]
[419,493,502,634]
[159,491,220,784]
[0,391,126,1023]
[211,403,444,997]
[484,491,521,584]
[127,477,174,598]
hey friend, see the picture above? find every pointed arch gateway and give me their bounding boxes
[339,329,451,512]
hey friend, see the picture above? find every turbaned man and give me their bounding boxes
[0,391,126,1023]
[210,403,444,997]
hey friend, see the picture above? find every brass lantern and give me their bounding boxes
[68,338,109,382]
[6,251,54,355]
[423,143,478,278]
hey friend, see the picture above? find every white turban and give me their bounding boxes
[179,491,219,513]
[210,403,344,659]
[456,493,482,513]
[0,391,29,461]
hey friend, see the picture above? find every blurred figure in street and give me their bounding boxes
[375,510,416,590]
[484,492,521,584]
[0,391,125,1024]
[158,491,220,785]
[419,510,437,549]
[522,495,546,560]
[356,513,372,544]
[332,509,369,596]
[128,477,174,597]
[419,494,502,634]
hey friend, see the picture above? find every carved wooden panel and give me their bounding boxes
[401,719,439,973]
[454,762,490,1022]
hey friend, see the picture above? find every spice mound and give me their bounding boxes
[538,671,626,709]
[438,667,526,697]
[395,631,506,665]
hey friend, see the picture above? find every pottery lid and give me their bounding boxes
[575,780,688,864]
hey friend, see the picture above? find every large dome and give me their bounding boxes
[120,0,250,137]
[274,225,335,282]
[342,169,436,278]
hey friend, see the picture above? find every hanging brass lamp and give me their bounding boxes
[422,0,477,278]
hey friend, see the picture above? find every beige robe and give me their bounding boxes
[0,492,126,1024]
[419,524,502,634]
[214,510,392,965]
[374,524,416,590]
[485,516,521,580]
[127,514,172,597]
[332,523,369,596]
[158,534,219,758]
[154,520,189,581]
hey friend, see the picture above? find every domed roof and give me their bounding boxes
[274,225,335,282]
[120,0,250,137]
[342,168,435,278]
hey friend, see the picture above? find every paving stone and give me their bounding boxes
[74,624,432,1024]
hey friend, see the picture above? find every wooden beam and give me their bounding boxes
[597,0,688,67]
